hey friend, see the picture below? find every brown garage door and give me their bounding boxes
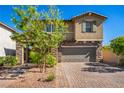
[61,47,96,62]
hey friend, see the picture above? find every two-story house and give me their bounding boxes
[57,12,107,62]
[16,12,107,64]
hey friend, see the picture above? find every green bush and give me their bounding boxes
[110,36,124,56]
[46,53,57,67]
[46,72,55,81]
[4,56,18,66]
[0,57,4,66]
[119,58,124,67]
[29,51,41,64]
[0,56,18,66]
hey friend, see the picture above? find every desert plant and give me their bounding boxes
[4,56,18,66]
[46,53,57,67]
[46,72,55,81]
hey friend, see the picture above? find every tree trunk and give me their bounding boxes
[25,46,29,63]
[42,60,45,73]
[42,56,47,73]
[39,64,42,73]
[38,58,43,73]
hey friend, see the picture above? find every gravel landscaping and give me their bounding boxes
[0,64,56,88]
[7,67,56,88]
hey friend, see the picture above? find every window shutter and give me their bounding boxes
[82,22,86,32]
[93,21,97,32]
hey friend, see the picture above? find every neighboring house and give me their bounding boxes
[16,12,107,64]
[0,22,16,56]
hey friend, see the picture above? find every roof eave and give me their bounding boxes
[0,22,16,33]
[72,12,107,20]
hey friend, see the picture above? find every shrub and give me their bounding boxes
[4,56,18,66]
[46,72,55,81]
[119,58,124,67]
[103,45,111,49]
[0,57,4,66]
[29,51,41,64]
[46,53,57,67]
[110,36,124,56]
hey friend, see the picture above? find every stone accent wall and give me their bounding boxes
[96,42,103,62]
[16,42,24,65]
[16,41,102,64]
[62,41,99,46]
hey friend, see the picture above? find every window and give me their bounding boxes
[82,21,97,32]
[86,21,93,32]
[45,24,54,32]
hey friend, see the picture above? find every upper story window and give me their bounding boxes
[82,21,97,32]
[45,24,54,32]
[45,24,66,32]
[86,21,93,32]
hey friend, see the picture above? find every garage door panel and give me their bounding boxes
[62,55,90,62]
[61,47,96,62]
[62,47,92,55]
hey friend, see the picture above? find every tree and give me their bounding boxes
[11,6,41,63]
[110,36,124,56]
[11,5,67,73]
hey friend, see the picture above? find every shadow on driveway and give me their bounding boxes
[81,62,124,73]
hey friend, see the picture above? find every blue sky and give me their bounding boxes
[0,5,124,45]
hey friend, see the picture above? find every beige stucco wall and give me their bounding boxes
[66,21,75,32]
[0,25,16,56]
[103,48,120,65]
[74,16,104,41]
[64,21,75,41]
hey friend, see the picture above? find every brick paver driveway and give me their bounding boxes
[56,62,124,88]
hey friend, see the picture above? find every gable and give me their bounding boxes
[71,12,107,27]
[72,12,107,22]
